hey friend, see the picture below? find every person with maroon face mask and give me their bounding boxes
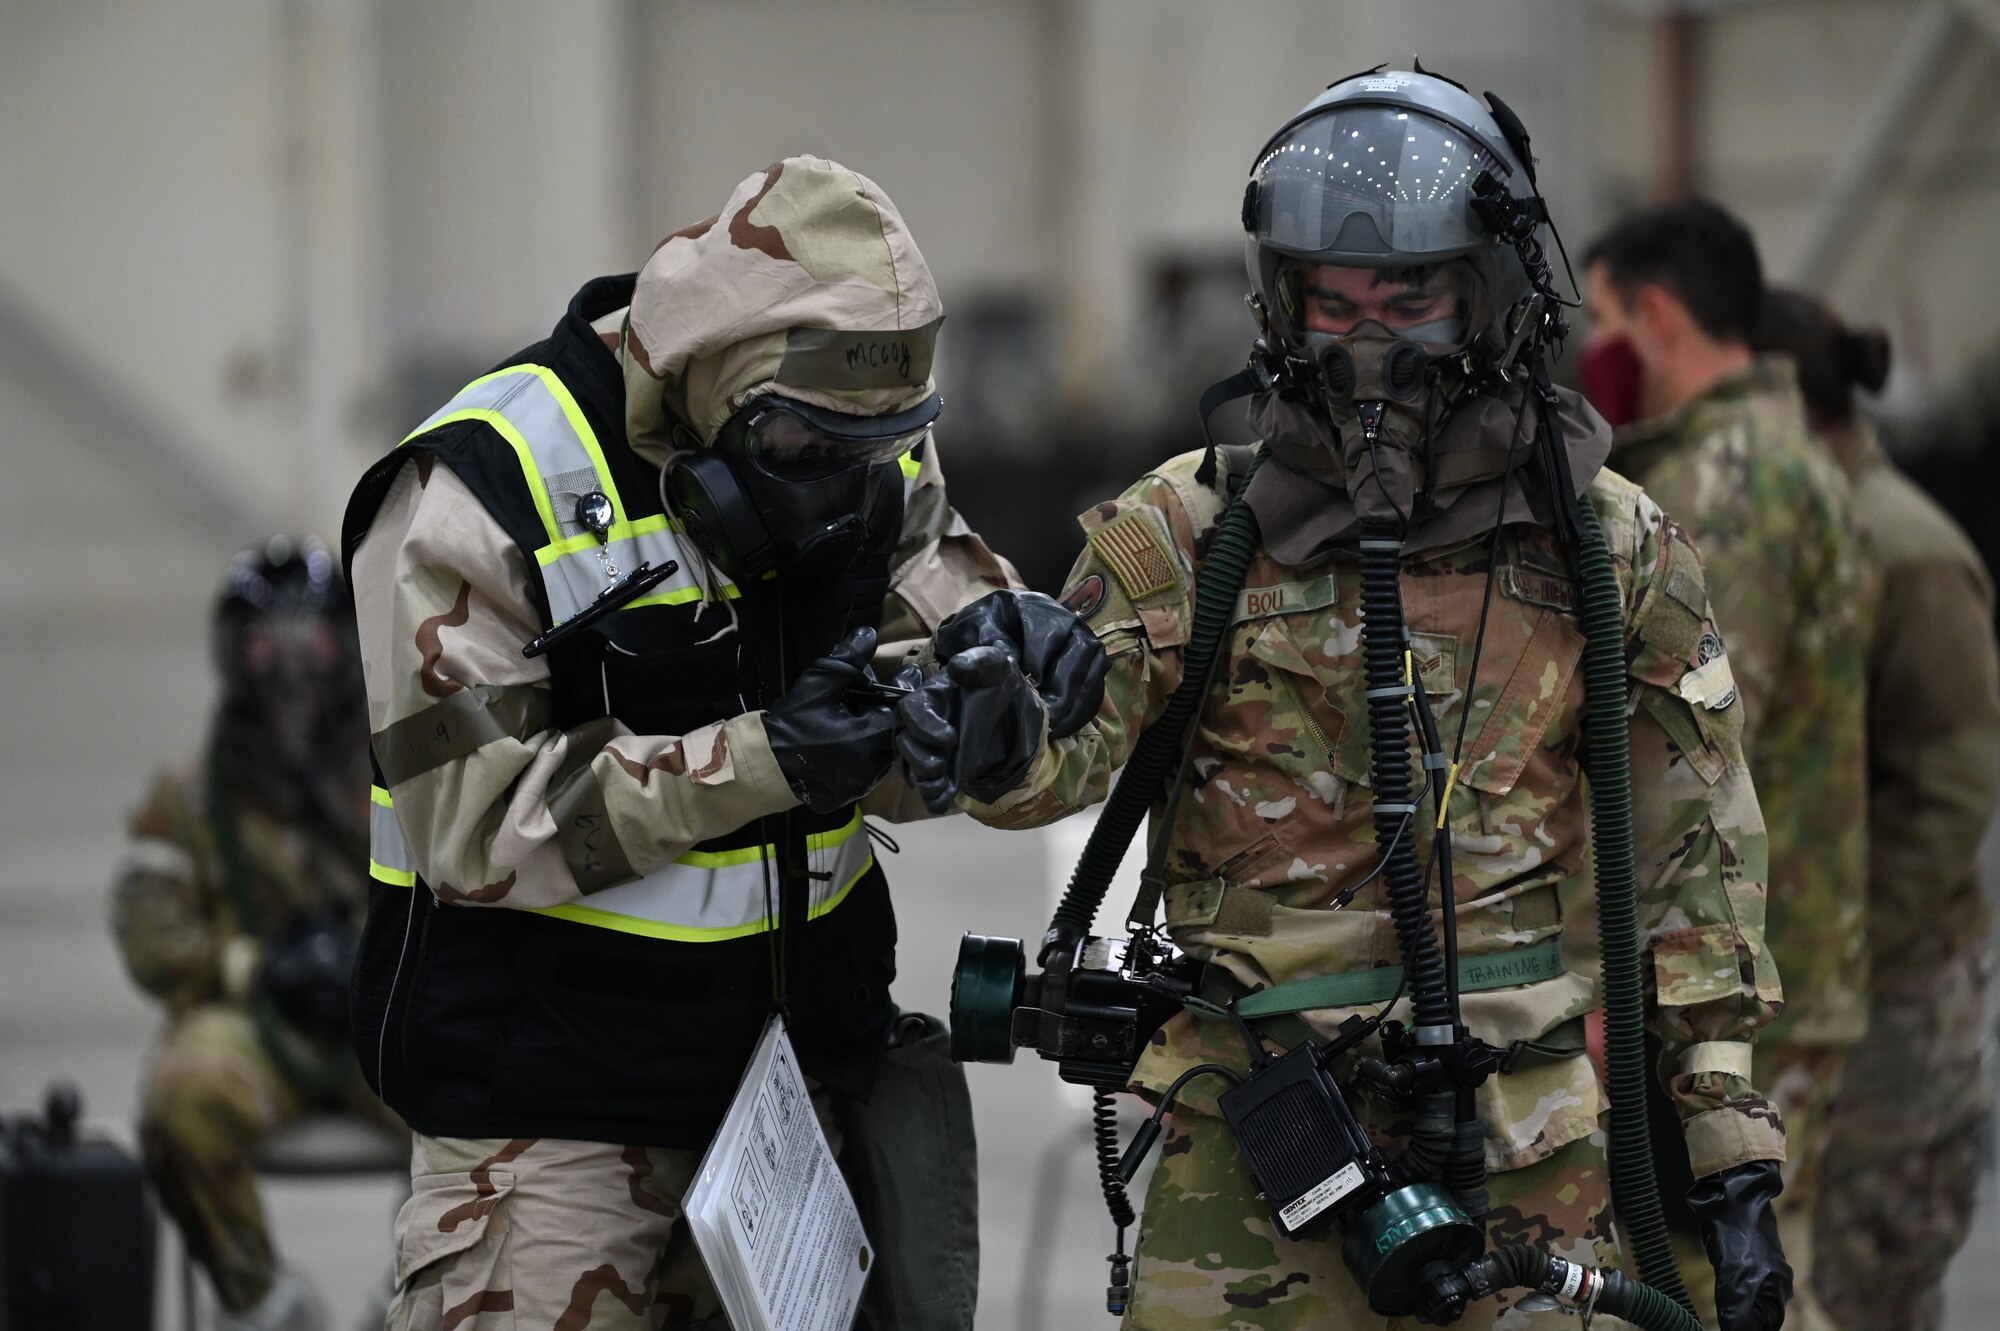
[1577,200,1876,1331]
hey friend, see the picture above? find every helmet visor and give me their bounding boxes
[1291,257,1479,348]
[1254,105,1507,260]
[738,396,935,482]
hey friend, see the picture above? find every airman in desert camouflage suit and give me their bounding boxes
[1583,203,1873,1331]
[346,158,1016,1329]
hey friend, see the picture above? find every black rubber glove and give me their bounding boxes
[894,645,1045,813]
[933,590,1108,737]
[764,627,898,813]
[1686,1160,1792,1331]
[258,923,358,1044]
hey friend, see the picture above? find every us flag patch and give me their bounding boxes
[1090,512,1179,600]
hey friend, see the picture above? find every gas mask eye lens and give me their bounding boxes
[742,405,921,483]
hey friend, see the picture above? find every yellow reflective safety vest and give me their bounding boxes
[339,274,916,1146]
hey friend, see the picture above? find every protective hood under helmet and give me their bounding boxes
[1246,381,1612,561]
[621,156,944,465]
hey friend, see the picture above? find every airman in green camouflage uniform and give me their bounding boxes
[113,539,401,1328]
[899,77,1791,1331]
[1760,291,2000,1331]
[966,441,1783,1329]
[1583,204,1873,1331]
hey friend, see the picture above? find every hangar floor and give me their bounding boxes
[5,804,1995,1329]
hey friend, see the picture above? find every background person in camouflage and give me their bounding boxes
[113,537,400,1331]
[1580,200,1874,1331]
[344,158,1038,1330]
[1761,290,2000,1331]
[898,71,1789,1331]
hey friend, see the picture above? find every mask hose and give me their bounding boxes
[1574,493,1696,1309]
[1357,529,1466,1204]
[1357,533,1452,1032]
[1422,1244,1703,1331]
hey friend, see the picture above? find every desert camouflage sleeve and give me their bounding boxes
[1608,483,1787,1177]
[967,454,1230,827]
[874,434,1023,658]
[351,457,802,908]
[110,771,223,1014]
[860,433,1026,822]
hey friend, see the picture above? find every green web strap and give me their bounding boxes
[1190,935,1566,1019]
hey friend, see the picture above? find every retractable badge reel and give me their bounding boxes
[520,491,679,659]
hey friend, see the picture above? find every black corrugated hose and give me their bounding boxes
[1357,532,1453,1030]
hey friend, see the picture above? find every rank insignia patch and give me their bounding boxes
[1062,572,1107,620]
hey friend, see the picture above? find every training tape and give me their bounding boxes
[1678,1041,1754,1080]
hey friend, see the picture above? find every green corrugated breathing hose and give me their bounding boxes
[1049,449,1268,942]
[1575,498,1695,1312]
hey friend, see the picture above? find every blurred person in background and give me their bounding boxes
[904,70,1790,1331]
[1762,289,2000,1331]
[343,157,1084,1330]
[113,536,395,1331]
[1900,338,2000,632]
[1581,200,1874,1331]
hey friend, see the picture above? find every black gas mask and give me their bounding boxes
[1299,317,1451,527]
[212,537,360,776]
[665,391,936,584]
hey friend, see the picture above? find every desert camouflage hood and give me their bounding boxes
[622,156,944,464]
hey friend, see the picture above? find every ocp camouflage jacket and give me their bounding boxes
[1612,359,1873,1047]
[973,447,1786,1180]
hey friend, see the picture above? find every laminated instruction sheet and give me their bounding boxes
[687,1015,872,1331]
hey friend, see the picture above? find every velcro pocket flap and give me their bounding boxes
[1164,876,1226,930]
[1242,621,1368,784]
[1650,923,1752,1008]
[394,1167,515,1289]
[1459,606,1584,797]
[1638,691,1727,786]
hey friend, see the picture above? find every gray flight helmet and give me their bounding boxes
[1243,68,1539,354]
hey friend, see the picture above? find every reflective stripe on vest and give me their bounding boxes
[369,785,416,887]
[367,786,872,941]
[408,364,738,624]
[537,810,874,941]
